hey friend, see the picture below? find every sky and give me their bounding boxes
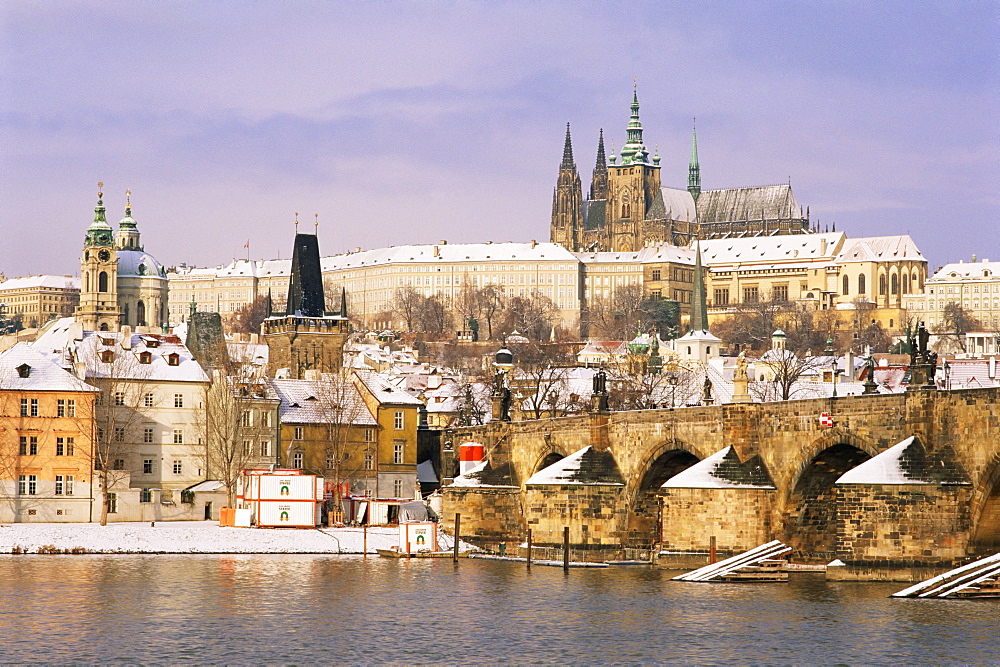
[1,1,997,279]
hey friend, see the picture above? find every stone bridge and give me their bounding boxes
[440,387,1000,567]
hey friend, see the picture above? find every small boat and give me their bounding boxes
[376,548,468,559]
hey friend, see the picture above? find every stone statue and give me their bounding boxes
[703,376,713,403]
[735,349,749,381]
[493,369,506,396]
[593,368,607,396]
[918,321,930,357]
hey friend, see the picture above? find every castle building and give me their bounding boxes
[75,184,168,332]
[551,89,812,253]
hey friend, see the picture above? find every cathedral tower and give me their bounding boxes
[113,191,168,331]
[688,121,701,201]
[76,183,121,331]
[549,123,584,251]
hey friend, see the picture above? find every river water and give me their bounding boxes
[0,555,995,664]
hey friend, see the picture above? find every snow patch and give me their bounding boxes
[835,436,930,485]
[661,446,775,489]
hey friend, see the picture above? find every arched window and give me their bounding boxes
[842,274,849,295]
[84,274,90,292]
[858,274,866,295]
[99,323,109,331]
[879,275,886,296]
[891,274,898,295]
[903,274,910,294]
[137,300,146,326]
[122,303,129,325]
[98,271,109,293]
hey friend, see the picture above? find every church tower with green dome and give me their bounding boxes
[76,183,121,331]
[113,190,169,331]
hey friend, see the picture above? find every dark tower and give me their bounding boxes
[550,123,584,251]
[590,128,608,201]
[688,120,701,201]
[263,223,350,379]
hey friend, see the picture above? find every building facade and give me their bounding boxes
[904,257,1000,332]
[0,275,80,330]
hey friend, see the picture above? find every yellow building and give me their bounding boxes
[0,275,80,330]
[0,344,98,522]
[272,370,422,500]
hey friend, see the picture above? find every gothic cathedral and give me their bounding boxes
[551,89,812,252]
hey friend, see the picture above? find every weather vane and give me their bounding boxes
[294,212,299,231]
[314,213,319,232]
[97,181,103,197]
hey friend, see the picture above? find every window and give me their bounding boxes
[107,493,118,514]
[365,452,374,470]
[56,437,65,455]
[173,461,182,475]
[651,269,661,281]
[294,426,304,440]
[66,399,75,417]
[140,489,153,503]
[100,350,115,363]
[743,287,759,303]
[394,411,404,430]
[394,441,404,464]
[65,437,75,456]
[393,479,403,497]
[18,475,37,495]
[143,427,154,443]
[365,428,376,443]
[244,440,254,456]
[172,429,183,444]
[842,274,849,295]
[24,436,38,456]
[260,441,271,457]
[260,412,271,428]
[20,398,28,416]
[112,459,126,471]
[139,351,152,364]
[167,353,180,366]
[242,410,252,427]
[292,451,303,469]
[714,289,729,306]
[114,426,126,442]
[115,392,126,406]
[143,459,154,474]
[174,393,183,408]
[57,399,66,417]
[19,436,27,455]
[55,475,74,496]
[773,285,788,302]
[139,392,152,407]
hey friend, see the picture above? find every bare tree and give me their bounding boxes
[508,342,578,419]
[393,287,423,332]
[711,290,787,351]
[937,303,983,353]
[500,291,559,342]
[454,381,490,426]
[227,294,271,335]
[317,369,373,512]
[477,284,506,340]
[201,370,255,507]
[417,294,450,333]
[73,334,155,525]
[750,349,826,401]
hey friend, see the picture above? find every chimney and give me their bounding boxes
[439,239,447,245]
[119,326,132,350]
[304,369,321,381]
[433,245,439,257]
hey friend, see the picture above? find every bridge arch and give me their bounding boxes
[970,450,1000,554]
[779,430,881,560]
[623,439,708,545]
[531,447,569,474]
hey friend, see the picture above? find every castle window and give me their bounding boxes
[99,271,109,293]
[891,274,899,294]
[858,274,866,295]
[842,275,849,295]
[651,269,661,281]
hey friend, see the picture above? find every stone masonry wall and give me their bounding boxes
[659,488,775,553]
[835,483,973,565]
[524,484,626,549]
[441,487,523,548]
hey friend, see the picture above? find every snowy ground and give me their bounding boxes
[0,521,468,554]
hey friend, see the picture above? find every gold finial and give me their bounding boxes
[314,213,319,232]
[125,188,131,207]
[294,212,299,230]
[633,76,637,88]
[97,181,104,197]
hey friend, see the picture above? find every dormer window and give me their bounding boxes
[100,350,115,363]
[166,353,180,366]
[100,337,115,346]
[145,339,159,348]
[16,363,30,378]
[138,351,152,364]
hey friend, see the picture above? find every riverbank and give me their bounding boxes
[0,521,466,554]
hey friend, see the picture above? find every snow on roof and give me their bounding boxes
[70,332,209,383]
[321,241,578,271]
[449,460,518,488]
[354,370,423,406]
[928,259,1000,282]
[836,436,970,485]
[525,446,624,486]
[700,232,843,266]
[0,343,98,392]
[660,187,698,222]
[836,235,925,263]
[0,274,80,291]
[271,376,377,426]
[661,446,775,489]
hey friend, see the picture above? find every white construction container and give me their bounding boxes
[239,469,323,528]
[399,522,438,553]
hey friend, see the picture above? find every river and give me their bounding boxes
[0,555,995,664]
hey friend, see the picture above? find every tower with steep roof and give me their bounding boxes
[76,183,121,331]
[688,121,701,201]
[549,123,584,251]
[262,223,350,379]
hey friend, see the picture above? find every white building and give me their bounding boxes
[904,257,1000,331]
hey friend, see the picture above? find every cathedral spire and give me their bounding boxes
[688,119,701,200]
[85,181,114,247]
[590,128,608,200]
[560,122,575,170]
[691,240,709,332]
[619,85,648,165]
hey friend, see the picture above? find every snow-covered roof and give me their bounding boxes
[928,259,1000,282]
[416,460,438,484]
[700,232,843,266]
[836,235,925,264]
[661,446,775,489]
[116,249,167,279]
[61,331,209,384]
[660,187,698,223]
[271,376,377,426]
[321,241,578,271]
[0,275,80,291]
[354,370,423,406]
[525,446,624,486]
[449,459,518,488]
[0,343,97,393]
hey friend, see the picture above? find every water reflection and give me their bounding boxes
[0,556,995,664]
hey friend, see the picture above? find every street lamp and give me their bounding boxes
[825,337,838,398]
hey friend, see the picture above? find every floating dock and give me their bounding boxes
[891,552,1000,598]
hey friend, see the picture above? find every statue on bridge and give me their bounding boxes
[703,376,714,405]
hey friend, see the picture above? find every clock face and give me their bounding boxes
[98,249,111,261]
